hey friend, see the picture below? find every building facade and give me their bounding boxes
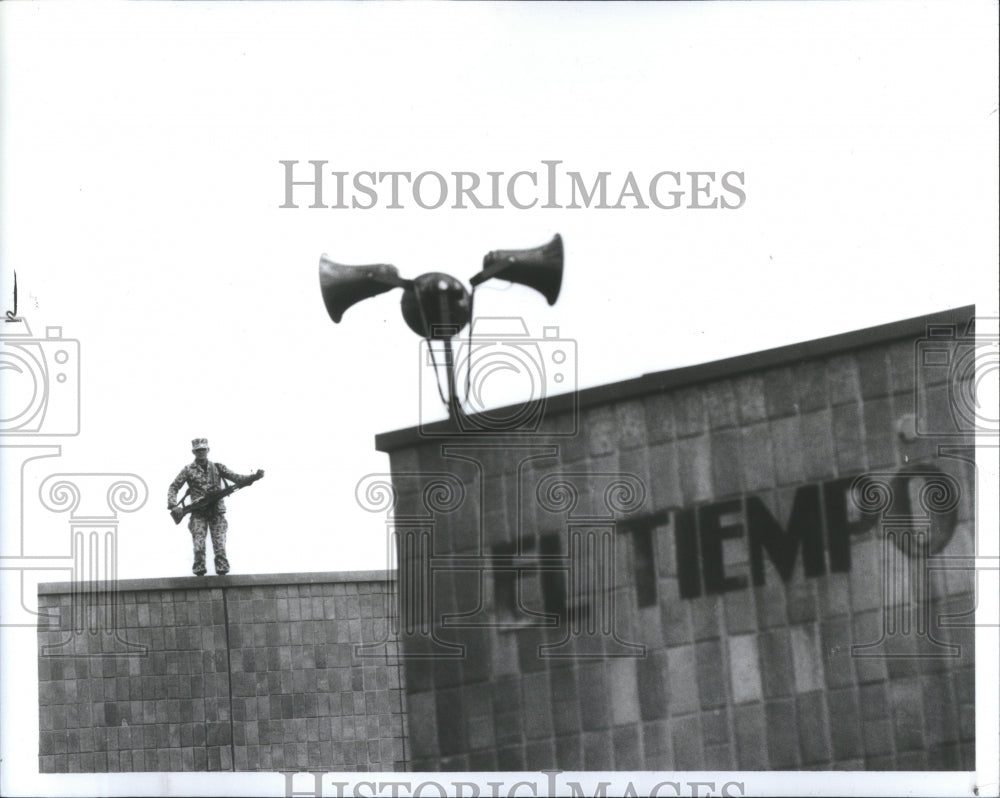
[374,305,979,771]
[37,571,407,772]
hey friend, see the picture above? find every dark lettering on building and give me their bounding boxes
[621,464,958,601]
[489,464,960,619]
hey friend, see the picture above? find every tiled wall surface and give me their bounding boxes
[37,572,407,772]
[379,308,979,771]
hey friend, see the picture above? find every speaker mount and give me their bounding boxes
[317,234,565,420]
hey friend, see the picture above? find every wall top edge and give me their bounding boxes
[375,304,976,453]
[38,569,396,595]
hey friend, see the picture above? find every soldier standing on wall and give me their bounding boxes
[167,438,263,576]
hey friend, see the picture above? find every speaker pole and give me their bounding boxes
[430,284,465,423]
[442,336,464,423]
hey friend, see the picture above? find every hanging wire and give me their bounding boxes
[462,287,477,410]
[426,339,450,407]
[411,279,452,409]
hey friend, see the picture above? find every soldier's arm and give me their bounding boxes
[167,468,188,508]
[217,463,264,484]
[216,463,250,483]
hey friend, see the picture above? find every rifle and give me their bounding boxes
[169,469,264,525]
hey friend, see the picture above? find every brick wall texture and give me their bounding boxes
[381,309,978,771]
[37,574,407,772]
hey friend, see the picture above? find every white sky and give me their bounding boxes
[1,2,997,796]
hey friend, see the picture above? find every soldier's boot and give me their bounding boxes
[211,517,230,575]
[215,549,230,576]
[190,517,209,576]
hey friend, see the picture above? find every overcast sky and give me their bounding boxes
[1,2,997,795]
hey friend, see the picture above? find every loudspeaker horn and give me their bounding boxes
[318,256,411,323]
[469,233,563,306]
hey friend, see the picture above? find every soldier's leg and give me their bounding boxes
[189,515,208,576]
[210,514,230,575]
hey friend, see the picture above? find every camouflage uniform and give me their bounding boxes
[168,460,250,576]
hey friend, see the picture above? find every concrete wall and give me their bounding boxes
[37,572,407,773]
[375,306,978,771]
